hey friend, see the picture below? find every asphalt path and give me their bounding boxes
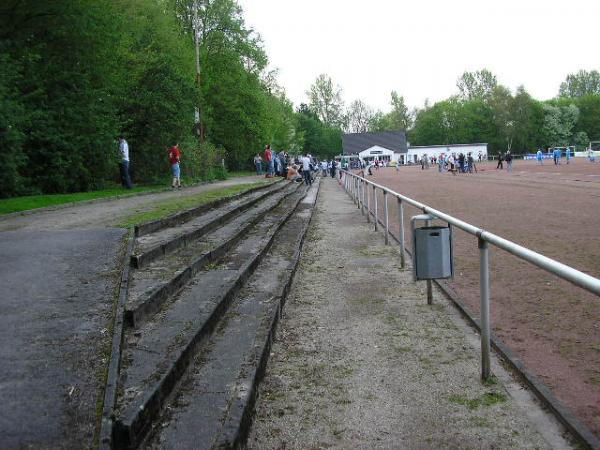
[0,175,264,449]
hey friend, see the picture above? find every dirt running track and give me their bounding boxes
[366,158,600,437]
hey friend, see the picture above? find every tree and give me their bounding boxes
[542,103,579,147]
[346,99,374,133]
[575,94,600,140]
[307,74,345,127]
[489,86,516,151]
[296,104,342,158]
[387,91,413,130]
[457,69,497,101]
[511,86,545,152]
[559,70,600,98]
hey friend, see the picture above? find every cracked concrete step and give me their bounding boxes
[112,184,311,450]
[125,182,301,328]
[131,181,288,268]
[143,181,319,450]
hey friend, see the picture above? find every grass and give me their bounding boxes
[0,170,266,216]
[228,170,261,178]
[117,181,270,228]
[448,391,507,410]
[0,185,165,215]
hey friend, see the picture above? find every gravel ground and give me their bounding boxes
[248,177,574,450]
[367,159,600,437]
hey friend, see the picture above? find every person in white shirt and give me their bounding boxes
[321,160,328,176]
[118,135,132,189]
[300,154,312,185]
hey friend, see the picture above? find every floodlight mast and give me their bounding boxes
[192,0,204,142]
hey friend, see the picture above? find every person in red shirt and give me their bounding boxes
[264,144,273,178]
[168,144,182,189]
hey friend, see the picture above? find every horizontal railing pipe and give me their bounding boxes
[339,170,600,297]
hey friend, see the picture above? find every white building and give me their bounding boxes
[358,145,397,164]
[403,143,488,165]
[342,131,408,164]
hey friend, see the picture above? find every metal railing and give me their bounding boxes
[340,169,600,380]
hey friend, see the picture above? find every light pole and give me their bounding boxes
[192,0,204,143]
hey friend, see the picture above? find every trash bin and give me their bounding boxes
[413,225,453,280]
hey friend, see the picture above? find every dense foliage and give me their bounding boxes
[0,0,322,198]
[409,71,600,152]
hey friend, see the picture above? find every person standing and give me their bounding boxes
[278,150,287,176]
[300,153,312,185]
[264,145,273,178]
[496,152,504,170]
[119,135,132,189]
[553,147,561,165]
[168,143,182,189]
[330,159,336,178]
[254,154,263,175]
[505,150,513,172]
[566,147,571,164]
[536,149,543,165]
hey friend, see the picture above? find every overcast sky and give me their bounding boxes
[237,0,600,113]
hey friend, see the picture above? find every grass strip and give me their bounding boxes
[116,181,271,228]
[0,185,164,216]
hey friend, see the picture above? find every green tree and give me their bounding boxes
[542,103,579,147]
[457,69,498,101]
[387,91,413,130]
[559,70,600,97]
[346,99,374,133]
[575,94,600,141]
[511,86,545,152]
[296,104,342,158]
[307,74,345,128]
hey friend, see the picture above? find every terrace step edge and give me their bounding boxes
[124,182,301,328]
[112,184,310,450]
[214,180,321,450]
[131,181,288,268]
[134,179,284,237]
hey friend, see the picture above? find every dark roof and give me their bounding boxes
[342,131,407,155]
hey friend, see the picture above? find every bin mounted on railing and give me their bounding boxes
[411,214,454,282]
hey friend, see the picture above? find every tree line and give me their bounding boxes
[0,0,341,198]
[336,68,600,154]
[1,1,598,198]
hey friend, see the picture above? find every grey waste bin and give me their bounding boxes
[413,225,453,280]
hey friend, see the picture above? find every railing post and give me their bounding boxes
[366,181,370,223]
[357,178,361,210]
[373,185,378,231]
[425,216,433,305]
[397,197,406,269]
[361,179,366,215]
[383,191,389,245]
[479,237,491,381]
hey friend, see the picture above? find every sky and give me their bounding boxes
[237,0,600,113]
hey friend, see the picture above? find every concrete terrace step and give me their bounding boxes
[112,183,313,450]
[144,181,320,450]
[131,181,287,268]
[134,180,284,238]
[125,182,300,328]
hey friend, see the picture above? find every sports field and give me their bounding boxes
[366,157,600,436]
